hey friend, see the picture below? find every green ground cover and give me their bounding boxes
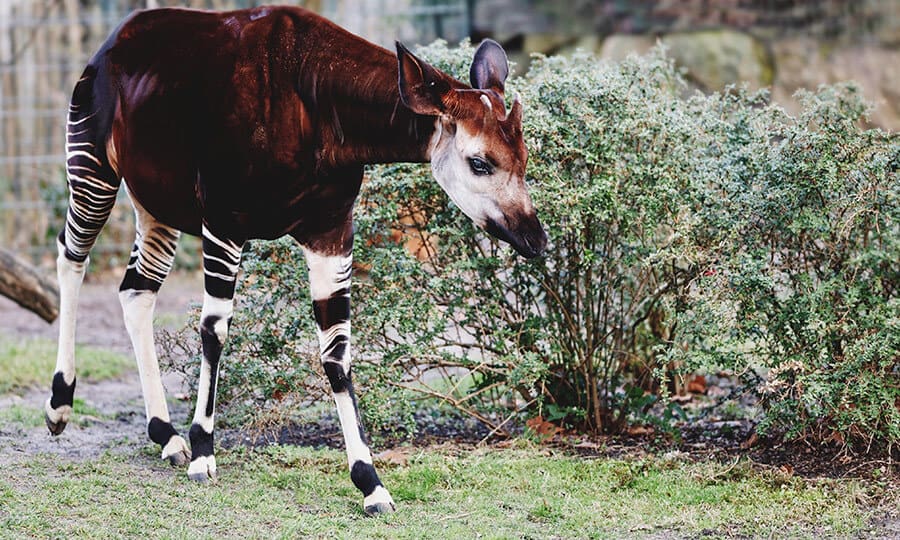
[0,443,892,540]
[0,335,132,395]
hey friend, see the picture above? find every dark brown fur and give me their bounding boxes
[102,6,436,252]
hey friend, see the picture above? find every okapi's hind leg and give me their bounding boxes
[302,245,396,515]
[118,189,190,466]
[187,225,243,482]
[45,73,120,435]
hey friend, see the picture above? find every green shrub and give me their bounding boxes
[353,44,710,435]
[160,42,898,450]
[669,84,900,449]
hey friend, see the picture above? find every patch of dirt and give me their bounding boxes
[0,271,202,465]
[218,407,497,451]
[0,375,191,465]
[0,270,203,355]
[552,417,898,482]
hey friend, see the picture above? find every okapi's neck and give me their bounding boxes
[301,45,439,167]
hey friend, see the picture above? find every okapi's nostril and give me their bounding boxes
[524,228,548,257]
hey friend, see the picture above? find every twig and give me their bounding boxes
[437,511,475,522]
[478,397,536,446]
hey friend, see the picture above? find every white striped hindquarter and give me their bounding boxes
[61,102,118,263]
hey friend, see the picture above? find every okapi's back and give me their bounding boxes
[70,5,421,240]
[75,6,355,238]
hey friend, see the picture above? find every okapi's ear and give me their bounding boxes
[396,41,450,116]
[470,39,509,95]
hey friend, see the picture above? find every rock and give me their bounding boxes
[771,38,900,130]
[599,34,656,61]
[523,33,576,55]
[660,30,774,91]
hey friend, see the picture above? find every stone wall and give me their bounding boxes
[476,0,899,130]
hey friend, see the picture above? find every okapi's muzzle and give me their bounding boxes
[485,212,548,259]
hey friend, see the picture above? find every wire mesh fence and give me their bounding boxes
[0,0,469,269]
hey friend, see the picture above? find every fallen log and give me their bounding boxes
[0,246,59,323]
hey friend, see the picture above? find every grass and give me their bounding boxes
[0,404,44,428]
[0,335,132,395]
[0,443,891,540]
[0,399,111,430]
[0,332,892,538]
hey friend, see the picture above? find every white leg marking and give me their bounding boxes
[303,248,352,373]
[334,391,372,466]
[161,436,190,461]
[364,486,396,509]
[43,401,72,425]
[304,247,395,511]
[119,290,171,423]
[54,240,85,386]
[187,455,217,480]
[191,293,233,433]
[302,248,351,301]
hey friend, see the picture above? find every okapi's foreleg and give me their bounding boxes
[303,245,396,515]
[46,72,120,435]
[187,224,243,482]
[119,188,190,465]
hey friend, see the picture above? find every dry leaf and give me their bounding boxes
[687,375,707,394]
[526,416,561,440]
[740,432,759,450]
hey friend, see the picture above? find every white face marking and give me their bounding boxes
[428,119,513,228]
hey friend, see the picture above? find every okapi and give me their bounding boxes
[46,5,546,514]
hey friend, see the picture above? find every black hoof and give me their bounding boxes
[364,502,396,516]
[44,412,67,436]
[168,450,190,467]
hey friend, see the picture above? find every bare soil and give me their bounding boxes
[0,271,203,463]
[0,270,204,355]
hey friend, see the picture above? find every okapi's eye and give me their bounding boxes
[468,157,493,176]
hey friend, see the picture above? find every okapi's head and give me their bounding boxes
[396,40,548,259]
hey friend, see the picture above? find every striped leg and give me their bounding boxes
[187,225,243,482]
[46,90,120,434]
[119,189,190,466]
[303,247,396,515]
